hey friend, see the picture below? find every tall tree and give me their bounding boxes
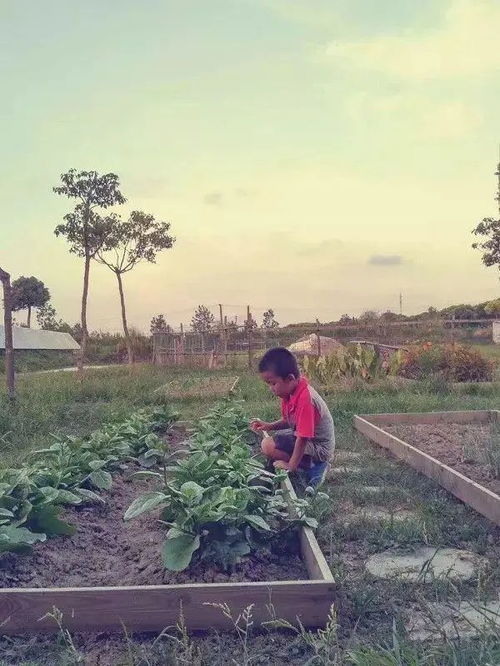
[0,267,15,400]
[191,305,215,334]
[96,211,175,363]
[150,314,172,336]
[472,218,500,277]
[53,169,126,369]
[472,159,500,279]
[262,308,279,330]
[36,302,72,333]
[11,276,50,327]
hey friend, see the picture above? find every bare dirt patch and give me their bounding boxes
[0,474,307,589]
[386,423,500,495]
[154,375,239,399]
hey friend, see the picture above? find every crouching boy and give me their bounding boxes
[250,347,335,489]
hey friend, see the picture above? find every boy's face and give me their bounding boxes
[260,370,297,398]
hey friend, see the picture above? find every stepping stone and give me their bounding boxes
[335,451,361,461]
[406,600,500,641]
[343,507,416,525]
[365,547,487,582]
[331,465,363,474]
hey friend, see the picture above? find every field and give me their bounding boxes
[1,363,500,664]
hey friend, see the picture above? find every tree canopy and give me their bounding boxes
[262,309,279,329]
[11,276,50,327]
[191,305,215,333]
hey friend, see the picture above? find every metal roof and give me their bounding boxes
[0,326,80,350]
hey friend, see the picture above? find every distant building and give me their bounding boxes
[0,326,80,350]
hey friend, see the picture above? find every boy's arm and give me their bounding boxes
[250,418,287,432]
[267,419,288,431]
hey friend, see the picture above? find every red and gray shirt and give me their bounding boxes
[281,377,335,452]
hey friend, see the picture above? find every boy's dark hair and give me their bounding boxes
[258,347,300,379]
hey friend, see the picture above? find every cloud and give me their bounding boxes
[368,255,404,266]
[297,238,344,257]
[234,187,256,198]
[347,91,482,140]
[326,0,500,80]
[203,191,223,206]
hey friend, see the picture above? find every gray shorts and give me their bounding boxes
[273,429,333,463]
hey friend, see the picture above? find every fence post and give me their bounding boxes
[0,268,15,400]
[247,305,253,369]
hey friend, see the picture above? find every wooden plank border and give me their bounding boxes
[0,481,334,634]
[361,410,493,426]
[354,410,500,527]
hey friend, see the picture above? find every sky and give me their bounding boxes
[1,0,499,331]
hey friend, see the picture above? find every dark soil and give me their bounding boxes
[386,423,500,495]
[0,473,307,589]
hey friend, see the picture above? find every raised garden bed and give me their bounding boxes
[0,477,334,633]
[354,410,500,526]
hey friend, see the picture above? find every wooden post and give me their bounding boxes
[0,268,15,400]
[315,319,322,357]
[223,316,228,366]
[247,305,253,369]
[180,324,185,365]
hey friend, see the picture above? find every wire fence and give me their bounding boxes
[152,317,499,369]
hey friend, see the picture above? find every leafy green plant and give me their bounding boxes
[302,344,404,388]
[125,399,316,571]
[0,405,177,553]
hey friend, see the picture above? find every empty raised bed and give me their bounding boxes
[354,410,500,527]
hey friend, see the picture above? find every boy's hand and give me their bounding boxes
[249,419,270,432]
[273,460,289,471]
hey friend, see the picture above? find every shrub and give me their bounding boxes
[399,343,493,383]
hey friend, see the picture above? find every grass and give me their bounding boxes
[0,364,500,664]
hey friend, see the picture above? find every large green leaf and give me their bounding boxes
[162,529,200,571]
[75,488,105,505]
[29,505,76,536]
[0,525,46,553]
[180,482,204,505]
[88,469,113,490]
[124,491,166,521]
[244,514,271,531]
[55,489,82,505]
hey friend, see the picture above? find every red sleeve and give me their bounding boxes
[294,393,316,439]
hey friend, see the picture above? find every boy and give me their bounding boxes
[250,347,335,489]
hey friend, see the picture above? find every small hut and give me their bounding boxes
[288,333,343,357]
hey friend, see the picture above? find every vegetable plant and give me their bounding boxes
[125,399,317,571]
[0,405,177,553]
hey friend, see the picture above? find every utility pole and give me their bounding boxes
[399,292,403,316]
[0,267,15,400]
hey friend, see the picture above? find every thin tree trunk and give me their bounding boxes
[79,253,91,372]
[0,268,15,400]
[27,306,31,328]
[116,271,133,364]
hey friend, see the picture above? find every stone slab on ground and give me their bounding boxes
[342,507,417,526]
[335,451,361,461]
[331,465,363,474]
[406,599,500,641]
[366,547,487,582]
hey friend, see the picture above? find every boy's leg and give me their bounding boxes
[261,436,290,462]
